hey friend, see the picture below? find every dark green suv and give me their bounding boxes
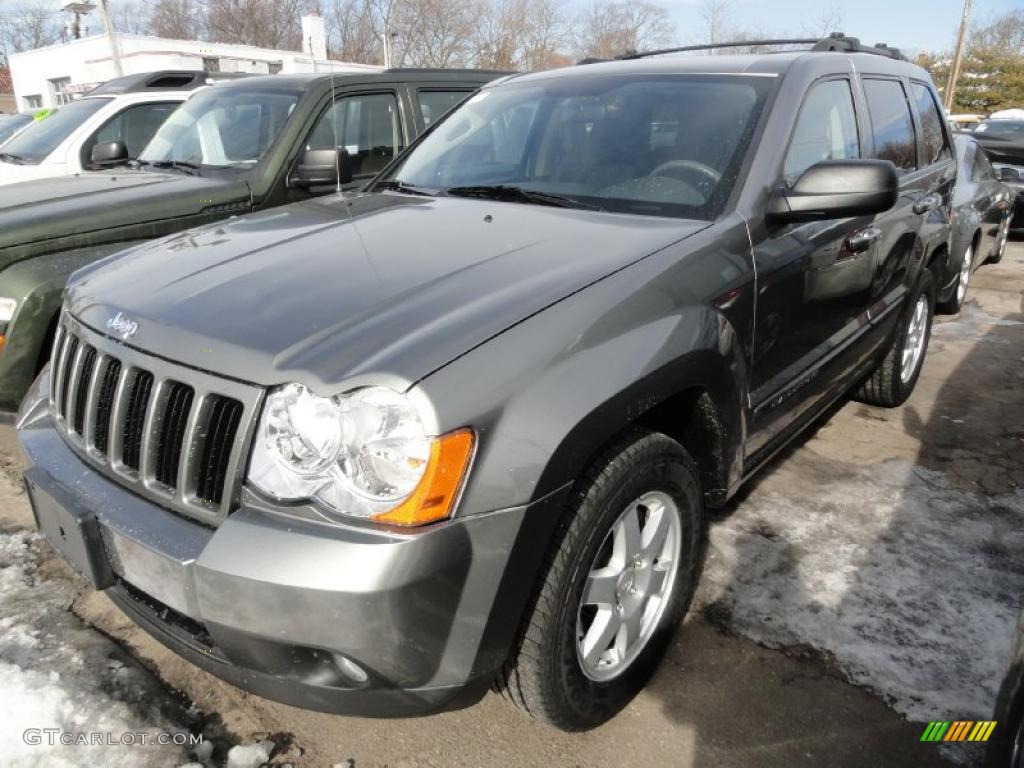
[0,69,502,408]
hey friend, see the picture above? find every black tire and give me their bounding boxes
[496,428,705,731]
[937,241,974,315]
[854,270,935,408]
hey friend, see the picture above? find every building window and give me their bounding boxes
[23,94,43,110]
[202,56,220,72]
[49,77,73,105]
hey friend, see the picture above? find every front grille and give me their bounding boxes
[49,314,262,526]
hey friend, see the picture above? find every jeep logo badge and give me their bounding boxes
[106,311,139,340]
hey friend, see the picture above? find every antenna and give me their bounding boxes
[329,62,341,196]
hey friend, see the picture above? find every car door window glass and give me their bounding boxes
[86,101,179,162]
[418,90,469,127]
[863,78,917,172]
[783,79,860,184]
[308,92,403,178]
[0,97,111,164]
[911,82,951,166]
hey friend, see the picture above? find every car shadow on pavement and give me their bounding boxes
[644,265,1024,767]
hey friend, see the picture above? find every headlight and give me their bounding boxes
[0,298,17,324]
[248,383,473,526]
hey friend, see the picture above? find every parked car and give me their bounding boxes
[17,36,954,730]
[0,69,502,410]
[0,112,35,146]
[938,133,1014,312]
[987,609,1024,768]
[950,113,985,132]
[0,71,234,186]
[973,118,1024,231]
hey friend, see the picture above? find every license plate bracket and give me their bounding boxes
[25,470,114,589]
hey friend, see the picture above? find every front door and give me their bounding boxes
[747,77,878,456]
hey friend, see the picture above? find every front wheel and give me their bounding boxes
[496,429,705,730]
[854,271,934,408]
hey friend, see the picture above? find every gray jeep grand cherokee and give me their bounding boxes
[17,35,955,730]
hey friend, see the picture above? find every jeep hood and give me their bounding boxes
[0,170,250,269]
[67,193,707,389]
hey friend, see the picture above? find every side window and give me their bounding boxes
[85,102,178,163]
[783,79,860,184]
[418,90,470,128]
[971,144,994,182]
[862,78,917,172]
[307,92,403,178]
[911,82,952,166]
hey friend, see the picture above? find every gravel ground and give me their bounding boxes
[1,241,1022,767]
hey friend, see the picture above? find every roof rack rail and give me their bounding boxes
[612,32,906,62]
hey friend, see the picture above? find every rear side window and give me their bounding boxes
[863,78,917,172]
[783,79,860,184]
[911,82,951,166]
[418,90,470,128]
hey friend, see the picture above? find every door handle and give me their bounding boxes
[913,194,942,215]
[844,225,882,254]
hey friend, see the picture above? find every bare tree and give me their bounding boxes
[574,0,674,60]
[205,0,319,49]
[394,0,481,67]
[149,0,202,40]
[472,0,567,71]
[698,0,733,47]
[969,9,1024,57]
[110,0,152,35]
[326,0,381,62]
[0,2,62,55]
[800,0,843,39]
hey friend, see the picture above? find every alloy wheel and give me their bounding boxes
[900,296,929,384]
[576,491,681,682]
[956,244,972,305]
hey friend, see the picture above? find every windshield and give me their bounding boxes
[386,74,773,219]
[0,114,33,146]
[138,86,300,169]
[1,98,111,164]
[976,120,1024,136]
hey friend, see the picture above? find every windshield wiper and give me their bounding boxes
[375,179,434,196]
[0,152,25,165]
[149,160,202,176]
[445,185,599,210]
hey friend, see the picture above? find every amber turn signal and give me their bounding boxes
[371,429,475,527]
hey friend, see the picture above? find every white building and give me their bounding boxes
[8,15,379,111]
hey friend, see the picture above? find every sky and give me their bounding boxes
[660,0,1022,55]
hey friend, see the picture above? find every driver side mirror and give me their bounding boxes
[767,160,899,224]
[291,148,353,188]
[90,140,129,167]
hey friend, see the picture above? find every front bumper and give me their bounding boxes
[17,375,562,716]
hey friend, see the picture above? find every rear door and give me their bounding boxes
[857,76,937,340]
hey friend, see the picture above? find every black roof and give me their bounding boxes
[88,70,246,96]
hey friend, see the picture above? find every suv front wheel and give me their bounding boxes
[497,429,705,730]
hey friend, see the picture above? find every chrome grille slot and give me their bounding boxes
[47,313,263,526]
[154,381,194,490]
[94,358,121,456]
[196,396,244,506]
[71,346,97,435]
[121,370,154,472]
[57,336,79,421]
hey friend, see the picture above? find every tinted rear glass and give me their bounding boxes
[911,82,950,166]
